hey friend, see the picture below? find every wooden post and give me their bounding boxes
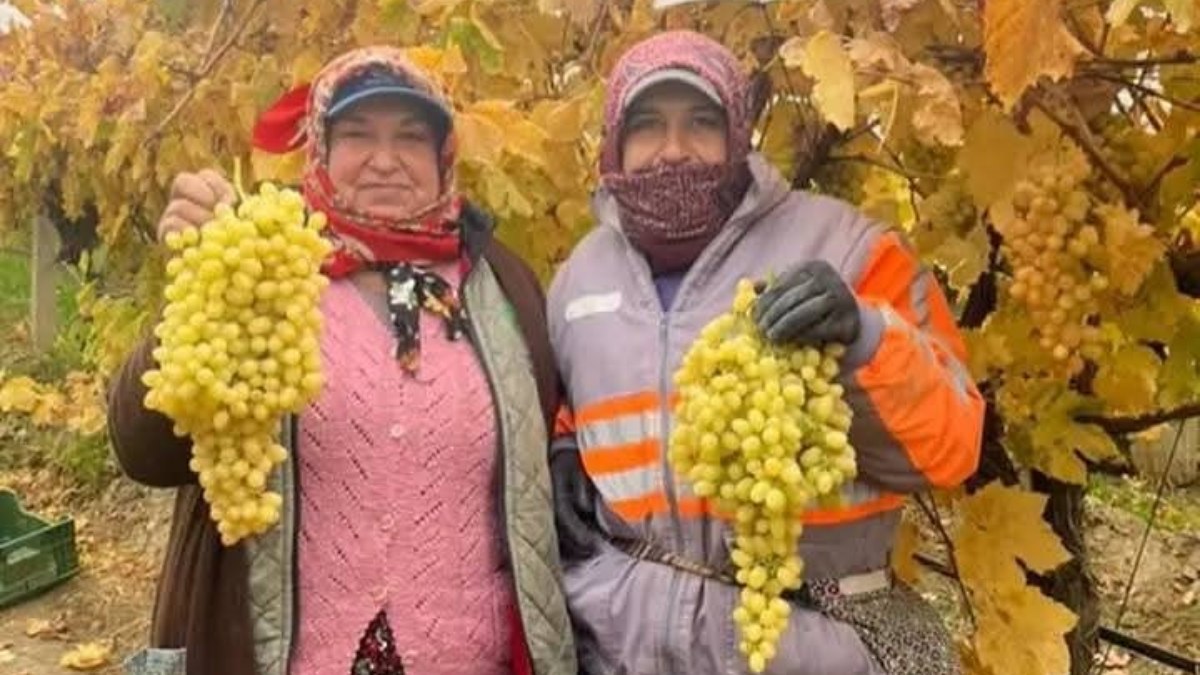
[30,213,60,352]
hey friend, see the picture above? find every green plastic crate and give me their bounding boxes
[0,489,79,609]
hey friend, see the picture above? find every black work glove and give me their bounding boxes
[550,440,605,562]
[753,260,861,347]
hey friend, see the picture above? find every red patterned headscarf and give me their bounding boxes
[600,31,753,274]
[253,47,463,277]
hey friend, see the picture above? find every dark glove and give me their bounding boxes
[753,260,861,346]
[550,440,604,561]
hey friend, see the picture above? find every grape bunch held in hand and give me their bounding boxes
[669,279,857,673]
[142,181,332,546]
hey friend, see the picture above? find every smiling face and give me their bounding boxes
[326,97,442,219]
[619,81,729,174]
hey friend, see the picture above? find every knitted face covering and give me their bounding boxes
[599,31,754,273]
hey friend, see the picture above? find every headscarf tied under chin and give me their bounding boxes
[600,31,754,273]
[252,47,468,372]
[253,46,464,277]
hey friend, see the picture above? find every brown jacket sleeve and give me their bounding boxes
[107,333,197,487]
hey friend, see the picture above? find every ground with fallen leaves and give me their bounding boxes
[0,468,1196,674]
[0,468,173,674]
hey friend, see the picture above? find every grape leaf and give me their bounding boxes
[881,0,923,32]
[1104,0,1140,27]
[1028,391,1120,484]
[1093,344,1162,414]
[1100,205,1163,296]
[1164,0,1198,32]
[958,110,1033,209]
[925,224,989,291]
[983,0,1084,109]
[781,30,856,131]
[60,642,113,671]
[955,483,1076,675]
[909,63,964,146]
[1160,312,1200,407]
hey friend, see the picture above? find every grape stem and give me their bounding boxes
[1075,401,1200,435]
[1029,91,1142,210]
[1079,72,1200,114]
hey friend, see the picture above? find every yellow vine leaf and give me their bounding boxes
[60,641,113,671]
[455,110,506,165]
[955,483,1076,675]
[983,0,1084,109]
[1028,392,1121,484]
[781,30,856,131]
[1099,205,1164,296]
[1161,313,1200,407]
[1104,0,1140,27]
[957,110,1033,209]
[1093,344,1161,414]
[926,226,989,291]
[0,375,40,413]
[1164,0,1198,32]
[909,63,963,146]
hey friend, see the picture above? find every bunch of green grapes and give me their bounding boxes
[811,159,866,204]
[1097,121,1159,187]
[670,279,857,673]
[921,180,976,234]
[142,182,332,546]
[998,148,1106,373]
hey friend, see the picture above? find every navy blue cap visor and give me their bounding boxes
[325,86,452,129]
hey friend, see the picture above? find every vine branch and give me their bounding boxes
[1076,402,1200,435]
[151,0,267,140]
[1029,89,1142,208]
[1081,72,1200,114]
[1086,51,1200,67]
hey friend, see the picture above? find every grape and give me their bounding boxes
[143,181,331,546]
[670,279,856,673]
[994,146,1106,374]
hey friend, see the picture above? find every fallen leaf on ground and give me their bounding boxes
[60,642,113,671]
[1182,585,1197,607]
[25,615,69,639]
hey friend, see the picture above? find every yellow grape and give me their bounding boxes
[995,148,1107,374]
[670,279,856,673]
[143,181,332,546]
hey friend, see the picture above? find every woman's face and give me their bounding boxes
[619,81,728,174]
[327,97,441,219]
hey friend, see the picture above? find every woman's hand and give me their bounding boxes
[156,169,236,243]
[753,260,861,347]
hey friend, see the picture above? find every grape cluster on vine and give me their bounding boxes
[997,148,1107,374]
[669,280,857,673]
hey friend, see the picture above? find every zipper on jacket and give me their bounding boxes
[657,315,684,550]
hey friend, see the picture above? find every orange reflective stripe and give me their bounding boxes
[610,493,669,521]
[676,496,714,519]
[802,493,905,526]
[854,232,918,322]
[576,391,660,425]
[581,439,660,475]
[554,405,576,437]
